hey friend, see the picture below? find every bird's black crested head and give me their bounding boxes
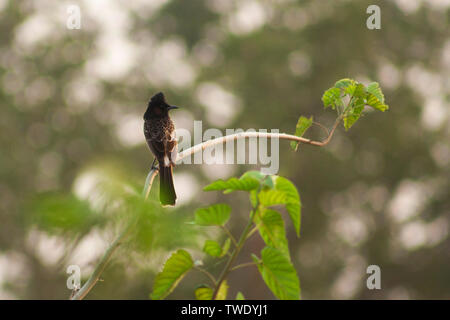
[150,92,166,106]
[144,92,179,120]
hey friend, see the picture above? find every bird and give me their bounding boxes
[143,92,179,206]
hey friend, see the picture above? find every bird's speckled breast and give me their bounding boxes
[144,117,175,141]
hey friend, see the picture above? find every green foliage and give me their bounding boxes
[221,238,231,257]
[258,176,301,237]
[29,193,100,235]
[236,292,245,300]
[321,78,389,130]
[151,249,193,300]
[253,247,300,300]
[203,176,260,193]
[254,208,289,257]
[215,280,229,300]
[194,281,228,300]
[195,285,213,300]
[321,87,342,110]
[203,240,223,257]
[151,171,302,300]
[291,116,313,151]
[194,203,231,226]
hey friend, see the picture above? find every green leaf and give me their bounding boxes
[345,83,366,98]
[366,82,385,103]
[254,247,300,300]
[258,189,287,207]
[221,238,231,257]
[254,208,289,257]
[195,204,231,226]
[203,240,222,257]
[151,249,193,300]
[216,280,228,300]
[204,176,260,193]
[334,78,355,89]
[290,116,313,151]
[240,170,266,181]
[236,292,245,300]
[366,93,389,111]
[258,176,301,237]
[249,189,259,208]
[343,98,365,130]
[276,177,301,237]
[195,285,213,300]
[321,87,341,109]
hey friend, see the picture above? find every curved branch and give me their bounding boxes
[176,118,340,163]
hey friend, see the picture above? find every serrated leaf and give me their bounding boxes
[277,177,301,237]
[204,176,260,193]
[366,93,389,111]
[291,116,313,151]
[240,170,266,181]
[203,240,222,257]
[321,87,341,109]
[236,292,245,300]
[151,249,193,300]
[216,280,228,300]
[255,247,300,300]
[366,82,385,103]
[241,170,273,188]
[254,208,289,257]
[345,83,366,98]
[343,98,365,130]
[195,204,231,226]
[260,176,302,237]
[334,78,355,89]
[258,189,287,207]
[195,285,213,300]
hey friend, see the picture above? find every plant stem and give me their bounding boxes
[230,262,257,272]
[212,204,260,300]
[220,225,238,247]
[246,225,260,240]
[194,266,217,286]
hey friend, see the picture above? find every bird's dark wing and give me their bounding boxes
[147,138,165,158]
[144,121,166,161]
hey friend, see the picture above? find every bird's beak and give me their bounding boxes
[168,105,179,110]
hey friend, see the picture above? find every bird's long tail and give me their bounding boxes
[159,164,176,206]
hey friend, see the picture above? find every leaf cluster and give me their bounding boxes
[151,171,302,300]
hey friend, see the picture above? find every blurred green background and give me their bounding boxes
[0,0,449,299]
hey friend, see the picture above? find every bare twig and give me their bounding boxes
[312,121,330,137]
[220,225,238,247]
[194,266,217,286]
[70,167,159,300]
[70,223,133,300]
[231,262,257,272]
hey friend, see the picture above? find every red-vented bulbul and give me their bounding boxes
[143,92,178,206]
